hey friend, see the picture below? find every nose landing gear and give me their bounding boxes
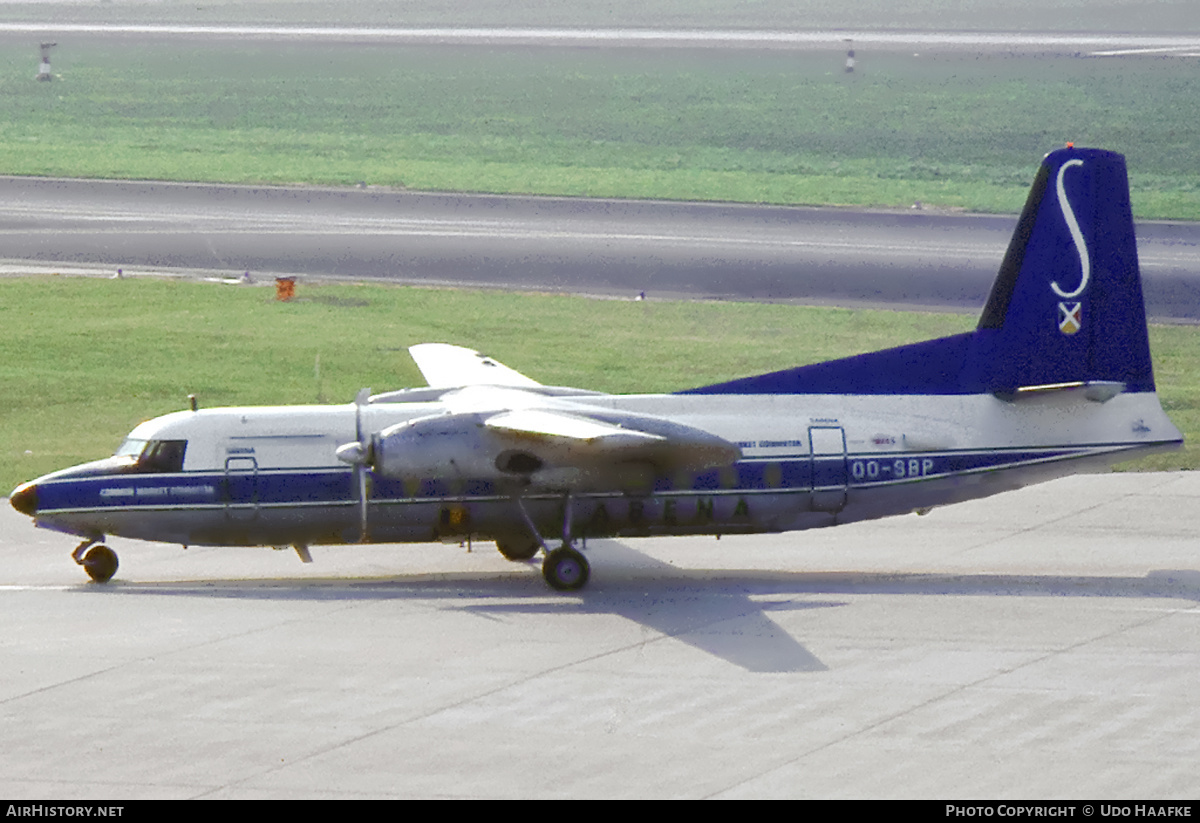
[72,539,119,583]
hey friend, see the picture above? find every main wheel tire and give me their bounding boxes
[542,546,590,591]
[82,545,118,583]
[496,538,540,562]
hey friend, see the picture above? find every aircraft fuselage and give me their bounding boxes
[17,387,1179,550]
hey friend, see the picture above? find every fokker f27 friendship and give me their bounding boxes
[10,148,1183,590]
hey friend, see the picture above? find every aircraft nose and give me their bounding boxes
[10,482,38,517]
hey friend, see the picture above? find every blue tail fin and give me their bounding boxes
[683,147,1156,396]
[969,147,1153,394]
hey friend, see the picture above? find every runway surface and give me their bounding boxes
[2,472,1197,798]
[1,25,1198,54]
[3,177,1200,320]
[4,24,1195,51]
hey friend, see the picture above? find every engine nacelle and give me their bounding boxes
[372,412,556,484]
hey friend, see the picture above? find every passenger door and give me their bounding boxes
[223,455,259,521]
[808,426,847,513]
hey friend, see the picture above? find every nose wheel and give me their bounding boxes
[72,540,118,583]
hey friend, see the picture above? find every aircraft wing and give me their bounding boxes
[367,381,739,483]
[409,343,542,389]
[485,408,666,449]
[352,346,741,486]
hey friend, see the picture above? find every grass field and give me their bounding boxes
[1,40,1198,218]
[1,275,1193,495]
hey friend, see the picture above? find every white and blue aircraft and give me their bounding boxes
[9,147,1183,590]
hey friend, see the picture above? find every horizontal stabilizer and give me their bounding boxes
[996,380,1125,403]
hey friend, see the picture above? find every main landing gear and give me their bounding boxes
[508,494,591,592]
[541,545,589,591]
[495,538,540,561]
[72,539,118,583]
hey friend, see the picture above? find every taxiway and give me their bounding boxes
[2,177,1199,320]
[2,472,1197,798]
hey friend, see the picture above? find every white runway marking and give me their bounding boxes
[0,24,1197,53]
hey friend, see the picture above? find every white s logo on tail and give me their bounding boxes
[1051,159,1089,299]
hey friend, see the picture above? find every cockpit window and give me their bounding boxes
[130,439,187,473]
[115,438,147,458]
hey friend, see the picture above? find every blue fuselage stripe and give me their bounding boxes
[30,443,1152,515]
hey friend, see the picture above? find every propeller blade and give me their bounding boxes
[355,388,371,542]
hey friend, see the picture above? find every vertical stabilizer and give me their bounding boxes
[971,147,1154,394]
[681,147,1157,398]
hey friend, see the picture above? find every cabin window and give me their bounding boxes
[135,440,188,473]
